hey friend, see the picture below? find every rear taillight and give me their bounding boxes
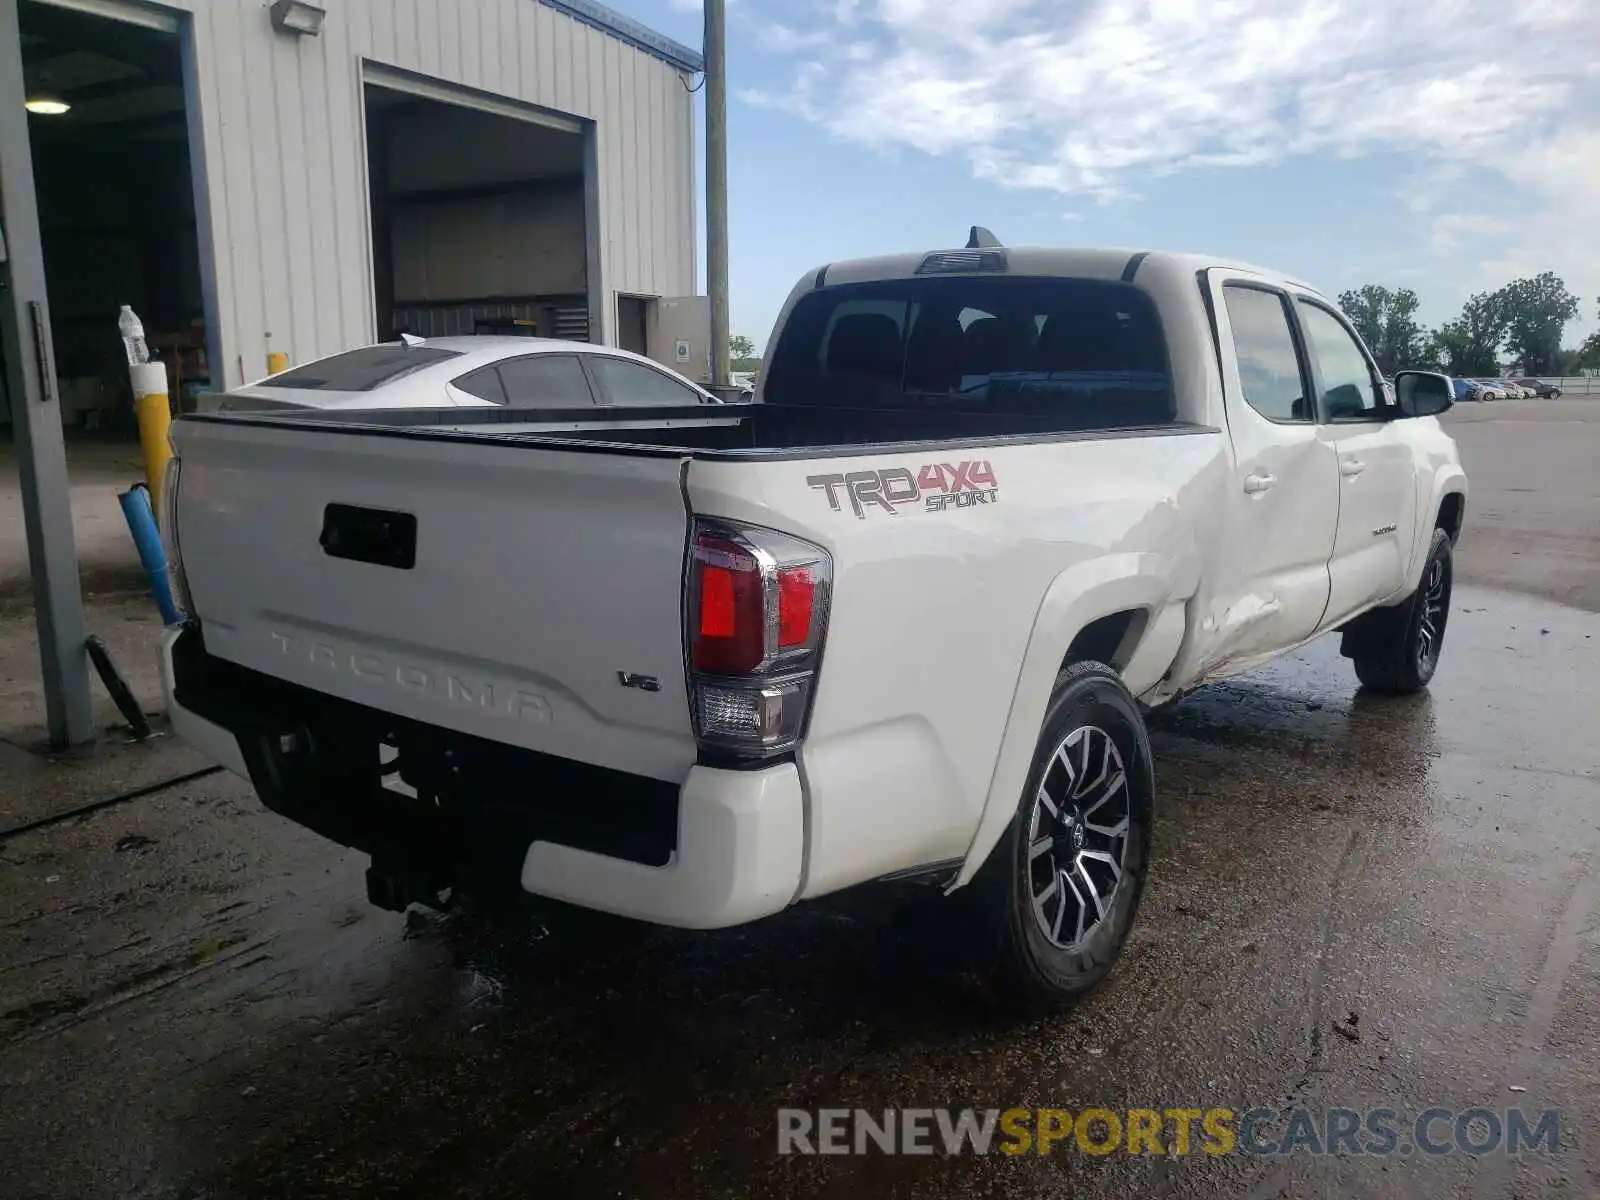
[687,519,832,758]
[158,455,192,619]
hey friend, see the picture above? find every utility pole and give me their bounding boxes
[704,0,730,392]
[0,0,94,747]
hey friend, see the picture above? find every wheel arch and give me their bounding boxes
[1064,609,1149,673]
[949,555,1181,890]
[1436,490,1465,544]
[1407,466,1467,586]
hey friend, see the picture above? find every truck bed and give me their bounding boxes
[169,396,1217,792]
[192,399,1209,458]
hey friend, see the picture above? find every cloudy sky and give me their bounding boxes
[612,0,1599,352]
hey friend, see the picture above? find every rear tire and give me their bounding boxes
[980,661,1154,1011]
[1347,528,1453,694]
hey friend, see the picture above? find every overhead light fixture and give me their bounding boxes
[25,95,69,115]
[269,0,325,36]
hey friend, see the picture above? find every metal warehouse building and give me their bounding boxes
[0,0,706,747]
[5,0,703,418]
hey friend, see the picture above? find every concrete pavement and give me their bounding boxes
[0,401,1597,1199]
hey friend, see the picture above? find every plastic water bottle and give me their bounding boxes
[119,304,149,366]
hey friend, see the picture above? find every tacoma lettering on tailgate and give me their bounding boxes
[806,461,998,519]
[269,631,551,723]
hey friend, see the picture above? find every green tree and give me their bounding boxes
[729,334,756,360]
[1337,285,1427,374]
[1497,272,1580,374]
[1575,333,1600,372]
[1430,291,1510,377]
[1573,298,1600,372]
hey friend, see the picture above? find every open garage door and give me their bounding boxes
[10,0,209,432]
[362,69,598,345]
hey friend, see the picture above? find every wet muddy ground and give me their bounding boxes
[1,402,1597,1198]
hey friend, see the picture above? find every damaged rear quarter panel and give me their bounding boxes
[686,429,1228,899]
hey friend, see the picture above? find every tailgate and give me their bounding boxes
[172,418,697,781]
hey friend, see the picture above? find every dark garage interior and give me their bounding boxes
[364,84,594,345]
[6,0,206,435]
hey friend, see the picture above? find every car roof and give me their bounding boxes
[225,336,709,406]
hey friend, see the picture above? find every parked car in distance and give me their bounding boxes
[1489,379,1528,398]
[159,239,1467,1009]
[202,336,722,415]
[1515,377,1562,399]
[1470,379,1506,400]
[1451,377,1484,402]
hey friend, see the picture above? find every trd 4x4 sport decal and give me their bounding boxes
[806,461,998,519]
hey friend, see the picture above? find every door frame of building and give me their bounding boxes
[614,292,658,357]
[30,0,223,398]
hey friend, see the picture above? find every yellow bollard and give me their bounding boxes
[266,351,289,375]
[130,362,172,512]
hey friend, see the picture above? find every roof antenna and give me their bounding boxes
[399,332,425,347]
[966,225,1002,249]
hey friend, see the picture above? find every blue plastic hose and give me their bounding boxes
[118,483,182,625]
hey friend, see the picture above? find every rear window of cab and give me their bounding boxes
[764,275,1175,429]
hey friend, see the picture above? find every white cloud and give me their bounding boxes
[749,0,1594,194]
[738,0,1600,332]
[1469,128,1600,316]
[1430,214,1513,258]
[759,21,831,51]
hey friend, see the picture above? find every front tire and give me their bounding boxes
[982,661,1154,1011]
[1346,527,1454,693]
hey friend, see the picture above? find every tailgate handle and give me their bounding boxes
[319,504,417,570]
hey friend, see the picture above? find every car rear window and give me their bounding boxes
[763,275,1174,428]
[267,345,461,391]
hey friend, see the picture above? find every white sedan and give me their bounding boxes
[206,335,722,413]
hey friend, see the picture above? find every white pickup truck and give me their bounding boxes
[158,237,1467,1007]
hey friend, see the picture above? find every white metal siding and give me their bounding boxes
[99,0,696,385]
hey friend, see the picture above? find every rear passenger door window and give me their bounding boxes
[588,356,702,407]
[495,355,595,407]
[1222,286,1310,422]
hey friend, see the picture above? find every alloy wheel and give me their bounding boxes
[1027,725,1132,951]
[1417,554,1449,671]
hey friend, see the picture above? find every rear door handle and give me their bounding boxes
[1243,472,1277,495]
[1341,459,1366,478]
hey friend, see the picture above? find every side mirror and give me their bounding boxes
[1394,370,1453,418]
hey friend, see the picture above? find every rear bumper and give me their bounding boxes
[159,625,804,929]
[159,627,249,778]
[519,763,804,929]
